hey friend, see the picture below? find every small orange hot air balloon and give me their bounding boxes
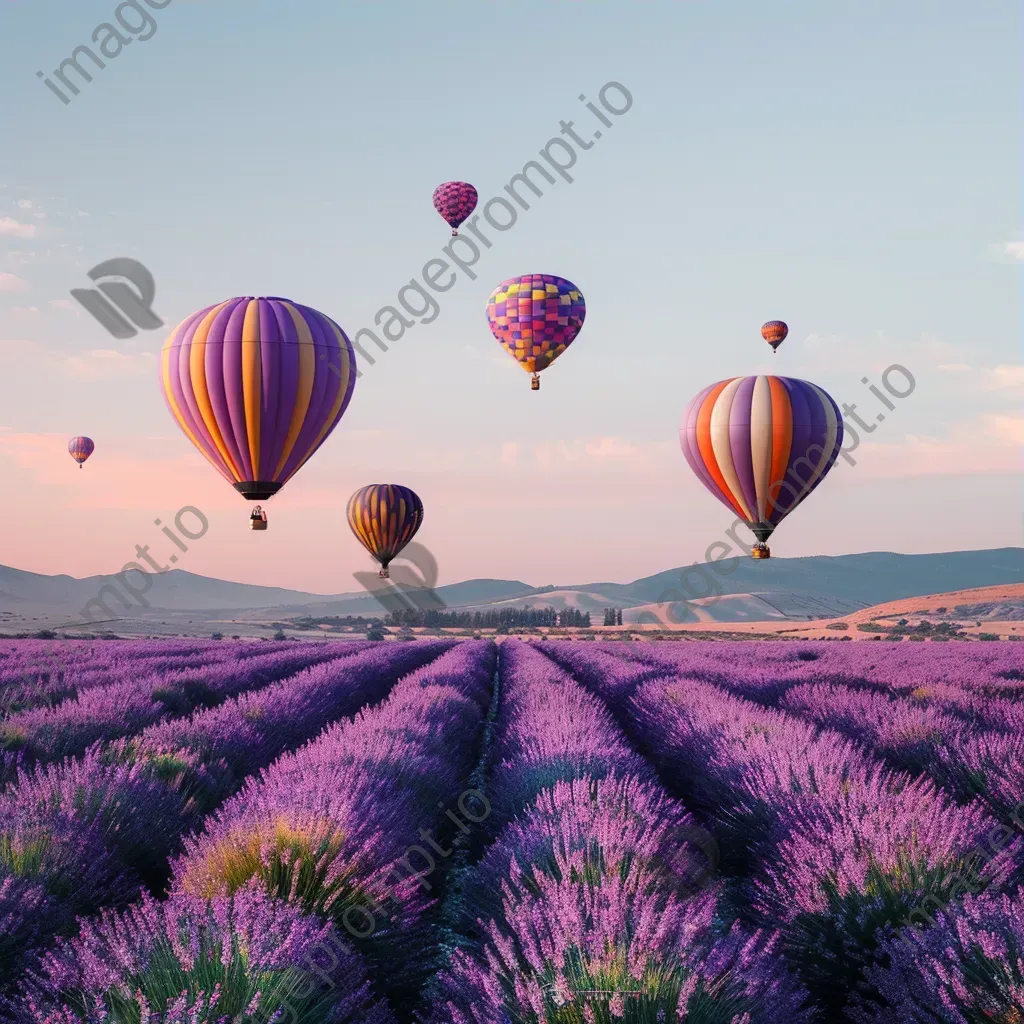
[761,321,788,353]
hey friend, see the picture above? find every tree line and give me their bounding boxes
[383,606,595,628]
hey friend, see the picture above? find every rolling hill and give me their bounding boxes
[0,548,1020,635]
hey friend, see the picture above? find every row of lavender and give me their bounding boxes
[423,640,815,1022]
[0,641,454,1002]
[6,641,491,1022]
[613,640,1024,827]
[0,642,376,785]
[0,639,305,717]
[546,640,1024,1021]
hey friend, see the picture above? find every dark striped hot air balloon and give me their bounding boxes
[68,436,94,469]
[486,274,586,391]
[680,376,843,558]
[761,320,788,353]
[347,484,423,579]
[432,181,478,236]
[159,296,357,530]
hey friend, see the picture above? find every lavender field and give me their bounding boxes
[1,637,1023,1022]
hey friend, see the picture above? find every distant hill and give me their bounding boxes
[0,548,1020,635]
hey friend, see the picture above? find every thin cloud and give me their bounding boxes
[985,413,1024,446]
[1004,242,1024,261]
[61,349,157,382]
[980,365,1024,391]
[0,273,28,293]
[852,415,1023,478]
[0,217,37,239]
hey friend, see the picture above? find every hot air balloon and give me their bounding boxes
[680,376,843,558]
[347,484,423,578]
[68,436,94,469]
[486,274,586,391]
[160,296,357,530]
[761,321,788,353]
[432,181,478,236]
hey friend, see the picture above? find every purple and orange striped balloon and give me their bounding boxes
[680,375,843,546]
[159,296,356,502]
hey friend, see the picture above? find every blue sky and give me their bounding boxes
[0,0,1020,592]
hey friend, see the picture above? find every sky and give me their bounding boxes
[0,0,1020,594]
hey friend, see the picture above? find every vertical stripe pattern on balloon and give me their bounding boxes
[347,484,424,569]
[679,376,843,532]
[159,297,356,494]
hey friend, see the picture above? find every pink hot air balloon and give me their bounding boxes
[680,375,844,558]
[432,181,478,236]
[159,296,357,529]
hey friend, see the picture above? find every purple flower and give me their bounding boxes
[18,883,394,1023]
[847,885,1024,1022]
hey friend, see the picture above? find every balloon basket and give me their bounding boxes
[751,544,770,559]
[530,373,540,391]
[249,518,268,531]
[378,568,390,579]
[451,228,458,236]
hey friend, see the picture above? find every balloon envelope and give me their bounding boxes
[486,274,586,375]
[432,182,478,232]
[68,436,94,466]
[347,484,424,570]
[761,320,788,350]
[160,296,357,501]
[680,376,843,543]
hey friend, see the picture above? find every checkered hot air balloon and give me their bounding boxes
[761,320,788,352]
[680,376,843,558]
[68,436,94,469]
[486,274,586,391]
[159,296,357,529]
[347,484,423,579]
[432,181,478,236]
